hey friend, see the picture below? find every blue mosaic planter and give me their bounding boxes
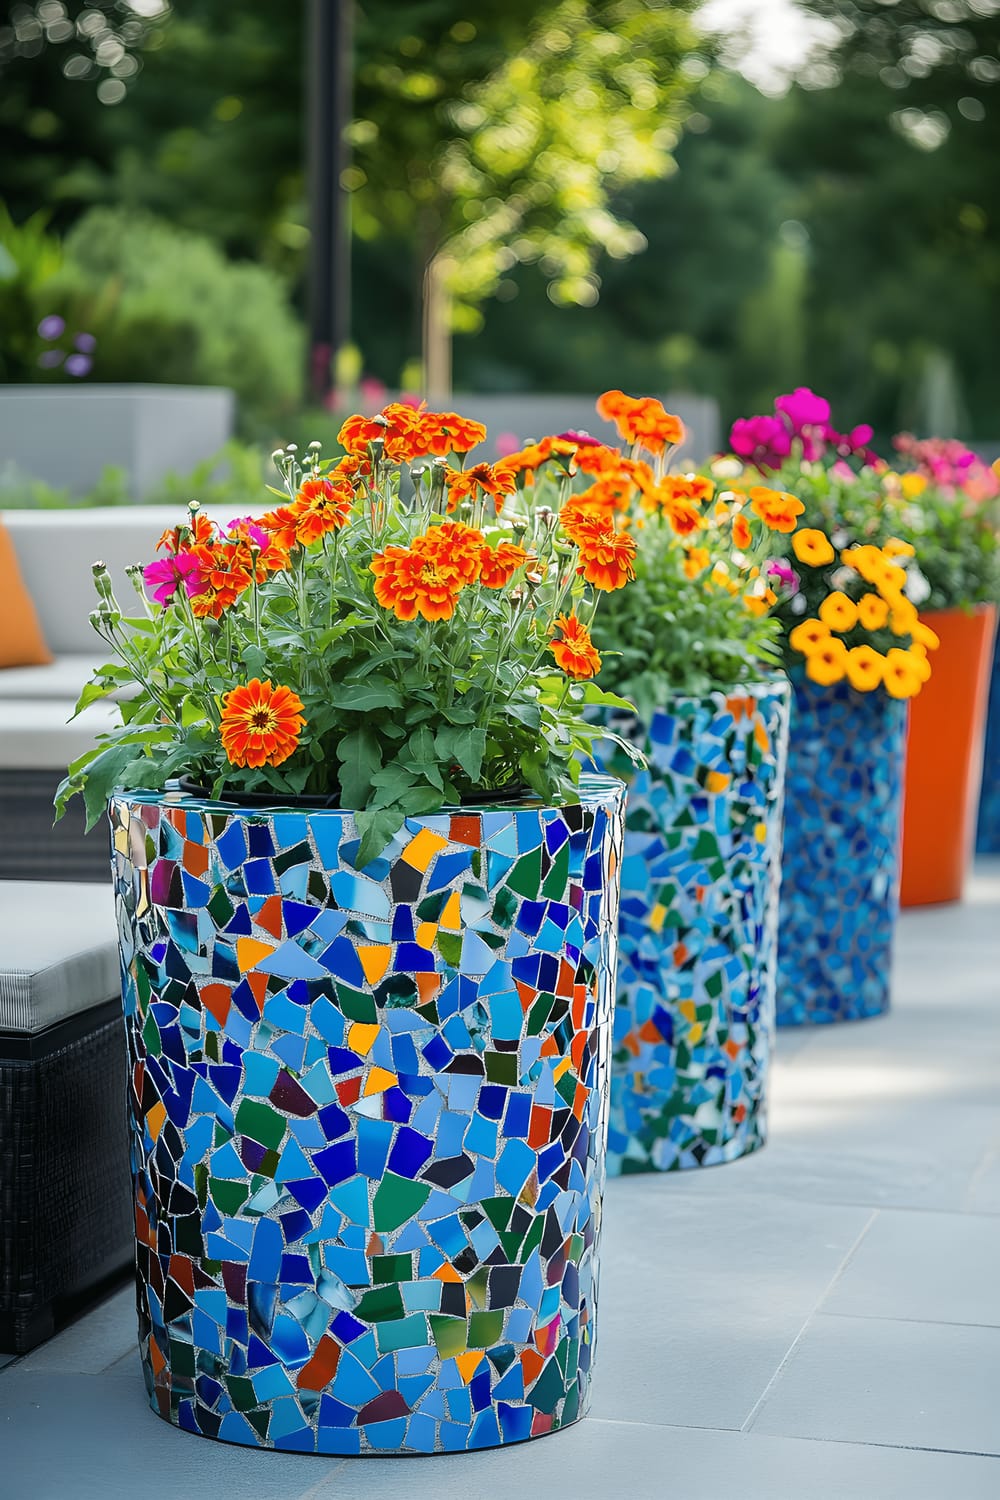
[777,675,907,1026]
[109,776,624,1455]
[976,635,1000,853]
[596,682,789,1173]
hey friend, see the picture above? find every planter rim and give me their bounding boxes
[605,673,789,714]
[112,769,625,818]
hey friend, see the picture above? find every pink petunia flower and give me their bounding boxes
[767,558,799,591]
[729,415,792,472]
[143,553,205,604]
[775,387,831,432]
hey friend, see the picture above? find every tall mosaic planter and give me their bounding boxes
[109,776,625,1456]
[777,675,907,1026]
[976,633,1000,854]
[596,681,790,1173]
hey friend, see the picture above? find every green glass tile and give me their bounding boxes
[485,1051,517,1085]
[560,1375,581,1427]
[170,1340,196,1376]
[521,1216,544,1258]
[705,969,724,1000]
[429,1315,467,1359]
[141,1009,161,1058]
[225,1375,258,1411]
[497,1230,525,1261]
[526,993,555,1037]
[468,1310,503,1347]
[491,886,518,929]
[204,1031,221,1063]
[437,932,463,969]
[527,1356,565,1413]
[488,1343,516,1374]
[506,847,542,900]
[375,1313,430,1354]
[480,1197,513,1233]
[135,961,152,1008]
[274,840,312,875]
[246,1409,271,1441]
[371,1253,413,1283]
[416,891,449,922]
[336,984,377,1024]
[206,886,234,927]
[234,1099,286,1151]
[209,1179,250,1215]
[173,1215,204,1256]
[556,1070,577,1108]
[194,1163,208,1210]
[372,1173,430,1232]
[415,1000,440,1025]
[466,1268,489,1310]
[354,1284,406,1322]
[258,1148,280,1178]
[541,841,570,900]
[554,1334,570,1378]
[568,1232,584,1264]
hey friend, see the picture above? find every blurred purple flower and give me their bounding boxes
[225,517,269,549]
[729,415,791,471]
[494,431,521,457]
[37,314,65,340]
[37,350,64,369]
[775,387,830,432]
[767,558,799,591]
[143,553,205,605]
[74,332,97,354]
[557,429,601,446]
[830,459,857,483]
[64,354,92,377]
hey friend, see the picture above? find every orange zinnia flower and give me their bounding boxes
[220,679,305,769]
[478,541,531,588]
[561,509,637,591]
[500,436,577,478]
[445,461,519,515]
[749,486,805,533]
[414,522,485,586]
[290,477,353,546]
[732,513,752,550]
[370,545,464,622]
[549,613,602,679]
[259,504,302,552]
[596,390,686,455]
[663,498,704,537]
[417,411,487,456]
[338,402,424,462]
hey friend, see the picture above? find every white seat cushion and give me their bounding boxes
[0,655,108,701]
[0,698,123,768]
[0,880,118,1032]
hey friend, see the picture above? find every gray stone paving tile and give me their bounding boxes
[822,1208,1000,1326]
[751,1312,1000,1455]
[591,1179,871,1429]
[11,1284,135,1374]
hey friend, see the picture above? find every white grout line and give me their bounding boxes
[739,1207,879,1434]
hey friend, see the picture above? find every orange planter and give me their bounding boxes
[901,603,997,907]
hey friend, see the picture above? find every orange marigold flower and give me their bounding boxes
[478,541,531,588]
[500,436,577,477]
[445,461,519,515]
[596,390,686,455]
[370,544,465,622]
[259,504,302,552]
[338,402,423,462]
[664,498,704,537]
[290,477,353,546]
[573,443,627,477]
[549,613,602,679]
[417,411,487,456]
[732,512,752,550]
[749,487,805,533]
[561,509,637,591]
[157,511,218,555]
[683,546,711,579]
[220,678,305,769]
[414,521,485,584]
[188,543,252,619]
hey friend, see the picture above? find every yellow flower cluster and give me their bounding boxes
[788,534,939,698]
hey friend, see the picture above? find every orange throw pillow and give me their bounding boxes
[0,518,53,669]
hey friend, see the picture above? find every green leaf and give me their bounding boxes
[353,806,406,869]
[336,681,403,711]
[337,724,381,808]
[435,724,486,782]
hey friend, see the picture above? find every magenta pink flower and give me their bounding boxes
[729,415,792,472]
[558,429,602,447]
[143,553,205,604]
[775,387,831,432]
[225,517,270,550]
[767,558,799,591]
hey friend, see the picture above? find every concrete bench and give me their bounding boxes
[0,880,131,1353]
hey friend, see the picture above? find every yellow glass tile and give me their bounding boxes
[688,1021,705,1045]
[348,1022,380,1055]
[357,945,391,985]
[363,1066,398,1096]
[678,999,697,1022]
[454,1351,484,1384]
[236,936,276,972]
[755,721,771,752]
[114,826,129,854]
[649,902,667,933]
[439,891,462,931]
[415,922,438,950]
[706,771,731,793]
[553,1056,573,1083]
[402,827,448,873]
[755,821,768,843]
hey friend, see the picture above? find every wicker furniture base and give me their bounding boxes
[0,997,133,1353]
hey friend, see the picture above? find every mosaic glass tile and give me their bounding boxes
[976,638,1000,853]
[595,683,789,1172]
[110,776,624,1455]
[777,674,907,1026]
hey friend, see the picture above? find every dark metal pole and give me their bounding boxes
[306,0,352,408]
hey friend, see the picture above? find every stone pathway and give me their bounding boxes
[2,866,997,1499]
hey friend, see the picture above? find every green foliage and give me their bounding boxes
[884,481,1000,613]
[0,441,268,510]
[56,412,637,866]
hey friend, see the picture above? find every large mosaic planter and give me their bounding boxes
[109,776,625,1455]
[777,675,907,1026]
[596,683,789,1173]
[976,632,1000,854]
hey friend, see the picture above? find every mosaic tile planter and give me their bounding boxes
[110,778,624,1456]
[596,683,789,1173]
[777,675,907,1026]
[976,632,1000,854]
